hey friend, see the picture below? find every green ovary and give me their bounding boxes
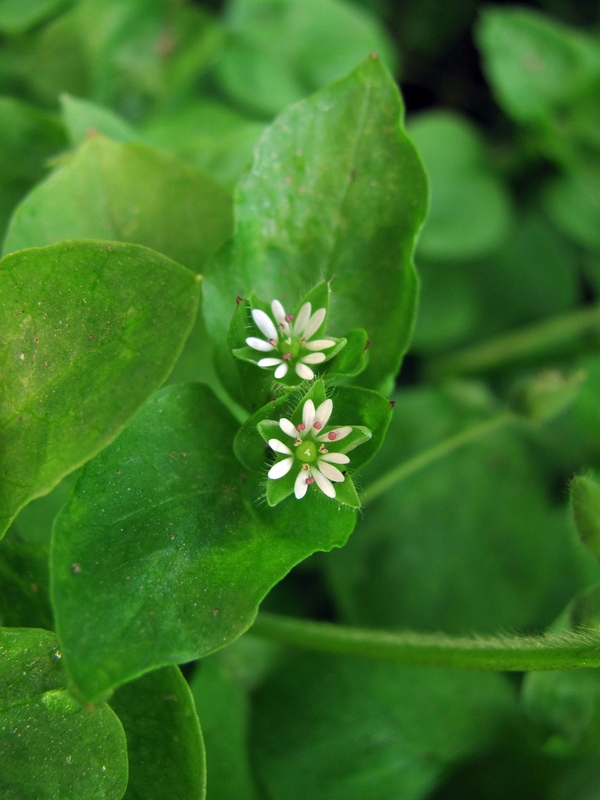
[296,439,317,463]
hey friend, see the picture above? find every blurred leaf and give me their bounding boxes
[204,56,427,400]
[73,0,222,120]
[408,111,512,261]
[544,160,600,250]
[215,0,397,118]
[0,241,200,538]
[3,135,233,274]
[0,0,73,35]
[8,471,79,546]
[252,650,517,800]
[476,7,600,163]
[0,529,52,630]
[325,387,596,635]
[0,627,128,799]
[570,473,600,559]
[0,96,66,242]
[110,666,206,800]
[60,93,141,146]
[391,0,477,58]
[191,655,258,800]
[144,100,265,189]
[51,384,357,701]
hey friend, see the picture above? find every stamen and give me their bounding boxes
[296,423,305,431]
[294,437,302,447]
[278,323,285,332]
[327,432,337,440]
[268,338,277,346]
[301,463,310,471]
[306,476,315,484]
[285,314,294,322]
[319,445,328,454]
[313,421,323,430]
[300,337,306,345]
[283,353,292,360]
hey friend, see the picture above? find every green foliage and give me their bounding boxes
[0,628,128,799]
[0,241,199,538]
[4,0,600,795]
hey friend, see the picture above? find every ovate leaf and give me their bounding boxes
[110,666,206,800]
[51,384,356,701]
[203,55,427,399]
[0,240,200,538]
[3,135,233,273]
[0,627,128,799]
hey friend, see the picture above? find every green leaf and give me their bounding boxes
[476,7,600,129]
[3,135,233,274]
[143,100,265,190]
[0,529,52,630]
[110,666,206,800]
[215,0,397,118]
[544,160,600,250]
[0,96,66,242]
[0,627,128,799]
[325,387,597,636]
[0,0,72,35]
[191,654,259,800]
[0,240,200,538]
[252,650,517,800]
[571,473,600,559]
[51,383,356,701]
[60,94,142,147]
[408,111,512,261]
[204,55,427,397]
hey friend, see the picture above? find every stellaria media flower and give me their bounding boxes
[264,396,371,502]
[246,299,337,381]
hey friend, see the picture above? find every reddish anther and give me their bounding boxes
[285,314,294,322]
[296,423,306,431]
[283,352,292,360]
[306,477,315,485]
[327,431,337,440]
[313,421,323,430]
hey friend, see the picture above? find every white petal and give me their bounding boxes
[305,339,336,351]
[279,418,297,438]
[318,460,345,482]
[303,307,326,340]
[302,399,316,430]
[269,438,292,455]
[294,469,308,499]
[312,466,336,498]
[268,457,293,480]
[295,363,314,380]
[252,308,277,340]
[293,302,311,335]
[271,299,287,325]
[258,357,283,368]
[274,362,288,379]
[320,452,350,464]
[317,426,352,442]
[246,336,275,352]
[315,398,333,428]
[301,352,326,365]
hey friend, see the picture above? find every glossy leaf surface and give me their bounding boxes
[0,627,128,799]
[110,666,206,800]
[203,55,427,398]
[0,240,200,538]
[51,384,356,701]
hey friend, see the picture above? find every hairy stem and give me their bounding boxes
[428,303,600,378]
[251,612,600,671]
[358,411,514,505]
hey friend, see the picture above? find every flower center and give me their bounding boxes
[296,439,318,464]
[280,336,302,360]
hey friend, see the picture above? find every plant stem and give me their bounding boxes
[358,411,514,505]
[251,612,600,671]
[428,303,600,378]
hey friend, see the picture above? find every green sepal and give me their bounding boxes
[235,394,294,472]
[266,466,298,507]
[331,476,361,509]
[327,328,370,378]
[227,298,278,412]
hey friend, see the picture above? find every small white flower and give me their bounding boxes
[246,300,336,381]
[267,398,356,500]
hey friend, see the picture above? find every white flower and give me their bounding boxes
[246,300,336,381]
[267,398,354,499]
